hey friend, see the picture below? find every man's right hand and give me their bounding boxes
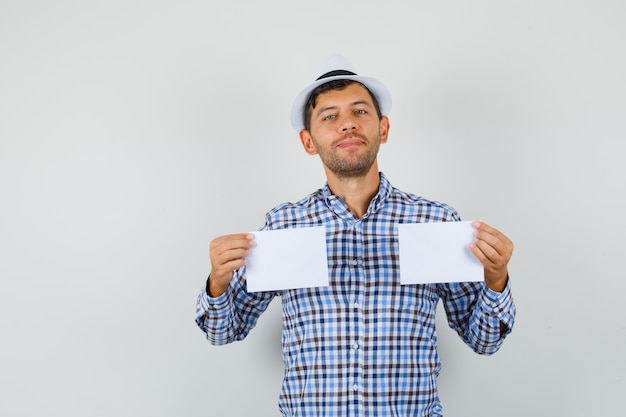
[207,233,256,297]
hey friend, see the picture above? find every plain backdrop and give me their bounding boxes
[1,1,624,416]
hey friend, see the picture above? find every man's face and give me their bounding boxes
[300,82,389,179]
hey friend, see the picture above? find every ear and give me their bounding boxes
[299,129,318,155]
[379,116,390,144]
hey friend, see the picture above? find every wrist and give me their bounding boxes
[207,274,229,298]
[486,274,508,293]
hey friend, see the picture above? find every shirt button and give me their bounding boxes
[353,301,360,309]
[353,384,359,392]
[351,259,358,266]
[353,343,359,350]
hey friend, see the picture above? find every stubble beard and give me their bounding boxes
[313,133,381,179]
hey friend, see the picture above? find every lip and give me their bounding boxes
[336,137,365,148]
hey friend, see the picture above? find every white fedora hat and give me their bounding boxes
[289,55,392,131]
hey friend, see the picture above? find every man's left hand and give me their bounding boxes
[470,221,514,293]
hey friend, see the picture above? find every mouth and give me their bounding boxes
[338,139,363,148]
[335,134,367,149]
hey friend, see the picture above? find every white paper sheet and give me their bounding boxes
[245,226,329,292]
[398,221,484,284]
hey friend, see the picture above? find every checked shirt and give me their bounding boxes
[195,172,515,417]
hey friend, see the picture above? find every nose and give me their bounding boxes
[340,114,357,132]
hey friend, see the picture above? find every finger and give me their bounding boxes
[471,238,502,265]
[213,233,256,248]
[210,247,250,280]
[472,221,504,243]
[474,231,505,259]
[217,256,248,274]
[210,233,256,256]
[472,221,513,258]
[472,220,498,234]
[209,233,256,274]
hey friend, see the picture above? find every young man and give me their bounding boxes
[196,55,516,416]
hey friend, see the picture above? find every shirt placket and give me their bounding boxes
[347,218,366,416]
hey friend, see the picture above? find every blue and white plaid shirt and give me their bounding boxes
[196,172,515,416]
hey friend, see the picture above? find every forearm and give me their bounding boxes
[441,280,516,355]
[466,282,516,354]
[195,269,275,345]
[195,286,242,345]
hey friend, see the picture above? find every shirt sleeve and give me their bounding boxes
[437,278,516,355]
[195,267,276,345]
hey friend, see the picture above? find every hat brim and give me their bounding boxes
[289,74,392,131]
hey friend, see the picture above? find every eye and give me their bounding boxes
[323,114,336,121]
[354,109,366,115]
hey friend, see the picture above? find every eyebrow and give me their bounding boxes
[315,100,373,117]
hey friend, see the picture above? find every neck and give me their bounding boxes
[325,163,381,219]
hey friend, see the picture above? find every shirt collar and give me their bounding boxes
[321,172,392,220]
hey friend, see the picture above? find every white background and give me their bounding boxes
[1,1,624,416]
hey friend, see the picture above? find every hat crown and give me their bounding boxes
[311,54,358,81]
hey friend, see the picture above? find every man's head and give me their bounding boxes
[298,77,390,180]
[290,55,392,132]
